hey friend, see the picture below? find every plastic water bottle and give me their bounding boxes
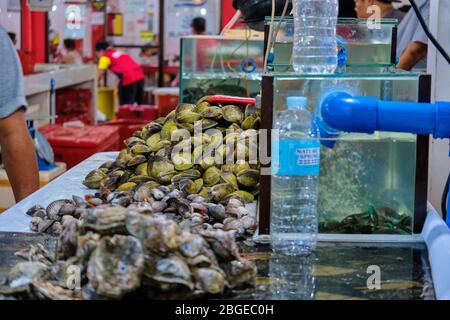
[270,254,316,300]
[292,0,339,74]
[271,97,320,256]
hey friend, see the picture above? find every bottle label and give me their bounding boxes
[272,139,321,176]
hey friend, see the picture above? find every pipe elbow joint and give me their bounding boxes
[321,92,378,134]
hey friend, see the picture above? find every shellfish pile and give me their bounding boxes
[26,97,261,238]
[1,207,257,300]
[1,97,262,300]
[83,97,261,205]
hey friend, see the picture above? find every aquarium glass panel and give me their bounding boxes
[180,36,264,102]
[267,18,397,72]
[272,74,421,235]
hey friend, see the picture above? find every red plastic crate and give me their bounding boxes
[39,124,120,169]
[154,89,179,117]
[101,119,149,150]
[56,88,92,115]
[117,105,159,121]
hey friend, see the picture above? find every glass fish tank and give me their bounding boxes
[258,72,431,237]
[266,18,398,73]
[179,35,264,103]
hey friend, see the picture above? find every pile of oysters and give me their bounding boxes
[1,207,257,300]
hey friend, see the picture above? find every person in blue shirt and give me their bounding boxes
[397,0,429,71]
[0,27,39,202]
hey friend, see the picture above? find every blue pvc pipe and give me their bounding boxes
[321,92,450,139]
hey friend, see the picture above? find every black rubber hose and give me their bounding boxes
[442,172,450,221]
[409,0,450,65]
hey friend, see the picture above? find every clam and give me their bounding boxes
[200,119,219,130]
[209,183,234,203]
[220,172,239,190]
[223,105,244,123]
[133,183,153,202]
[200,106,223,120]
[206,203,227,220]
[223,190,255,204]
[175,103,196,114]
[177,110,202,124]
[237,169,260,188]
[241,115,261,130]
[130,144,152,155]
[115,150,132,169]
[172,152,194,171]
[83,169,107,189]
[26,205,45,217]
[47,199,75,221]
[127,155,147,167]
[124,137,145,148]
[178,179,197,195]
[195,100,211,113]
[161,119,178,141]
[203,167,221,187]
[128,175,154,184]
[233,161,249,175]
[148,156,175,179]
[116,182,137,192]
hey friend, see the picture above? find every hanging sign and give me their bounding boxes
[64,4,86,39]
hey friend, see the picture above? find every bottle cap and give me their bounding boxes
[286,96,308,110]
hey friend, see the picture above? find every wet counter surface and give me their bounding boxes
[0,233,435,300]
[236,242,435,300]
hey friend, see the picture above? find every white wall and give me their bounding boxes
[427,0,450,213]
[0,1,21,49]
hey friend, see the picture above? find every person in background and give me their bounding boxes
[0,26,39,202]
[7,32,17,46]
[191,17,206,36]
[171,17,207,87]
[60,39,83,65]
[48,29,61,63]
[95,41,145,105]
[140,45,159,65]
[354,0,405,21]
[397,0,429,71]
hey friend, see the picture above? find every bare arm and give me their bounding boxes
[0,109,39,202]
[397,42,428,71]
[97,68,106,82]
